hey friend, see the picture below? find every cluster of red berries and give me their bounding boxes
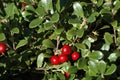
[50,45,80,65]
[0,43,6,54]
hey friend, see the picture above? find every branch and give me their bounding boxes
[80,18,87,29]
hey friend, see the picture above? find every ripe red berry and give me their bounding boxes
[0,43,6,54]
[22,2,27,8]
[59,54,68,63]
[71,52,80,61]
[64,72,70,78]
[50,56,59,65]
[62,45,71,55]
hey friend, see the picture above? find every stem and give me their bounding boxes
[80,18,86,29]
[55,36,60,55]
[111,9,117,47]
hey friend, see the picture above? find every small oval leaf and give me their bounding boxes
[105,64,117,75]
[37,53,44,68]
[16,39,28,49]
[0,33,6,41]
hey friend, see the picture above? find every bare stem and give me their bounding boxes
[111,9,117,47]
[80,18,87,29]
[55,36,60,55]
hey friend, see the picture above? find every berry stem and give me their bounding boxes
[55,36,60,55]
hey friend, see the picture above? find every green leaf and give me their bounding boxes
[87,12,99,23]
[5,3,19,18]
[101,44,110,51]
[25,5,36,12]
[0,33,6,41]
[104,32,113,45]
[73,2,84,18]
[37,53,44,68]
[69,74,75,80]
[75,43,86,50]
[76,28,84,38]
[114,1,120,10]
[98,60,106,74]
[44,22,53,30]
[97,0,103,7]
[36,6,45,17]
[29,18,43,28]
[88,60,98,76]
[66,28,76,40]
[77,58,87,70]
[111,20,118,29]
[105,64,117,75]
[89,51,103,60]
[11,27,19,35]
[56,0,60,12]
[56,72,65,80]
[41,0,53,11]
[16,39,28,49]
[42,39,55,48]
[108,53,117,62]
[50,13,59,23]
[68,66,78,74]
[55,28,64,35]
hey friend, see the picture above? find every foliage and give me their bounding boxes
[0,0,120,80]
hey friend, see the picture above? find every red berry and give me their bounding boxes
[59,54,68,63]
[62,45,71,55]
[64,72,70,78]
[0,43,6,54]
[22,2,27,8]
[50,56,59,65]
[71,52,80,61]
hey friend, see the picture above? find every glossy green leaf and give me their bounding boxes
[108,53,117,62]
[97,0,103,7]
[50,13,59,23]
[105,64,117,75]
[77,58,87,70]
[5,3,19,18]
[11,27,19,35]
[104,32,113,45]
[75,43,86,50]
[37,53,44,68]
[41,0,53,11]
[89,51,103,60]
[44,22,53,30]
[16,39,28,49]
[0,33,6,41]
[56,0,60,12]
[36,6,45,17]
[83,39,91,49]
[29,18,43,28]
[101,44,110,51]
[76,28,84,38]
[98,60,106,74]
[73,2,84,18]
[66,28,76,40]
[42,39,55,48]
[88,60,98,76]
[114,1,120,10]
[56,72,65,80]
[55,28,64,35]
[69,74,75,80]
[68,66,78,74]
[87,12,99,23]
[25,5,36,12]
[111,20,118,29]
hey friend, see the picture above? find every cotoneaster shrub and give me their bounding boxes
[0,0,120,80]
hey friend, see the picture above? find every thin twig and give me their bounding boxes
[80,18,87,29]
[55,36,60,55]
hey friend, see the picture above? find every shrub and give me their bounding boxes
[0,0,120,80]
